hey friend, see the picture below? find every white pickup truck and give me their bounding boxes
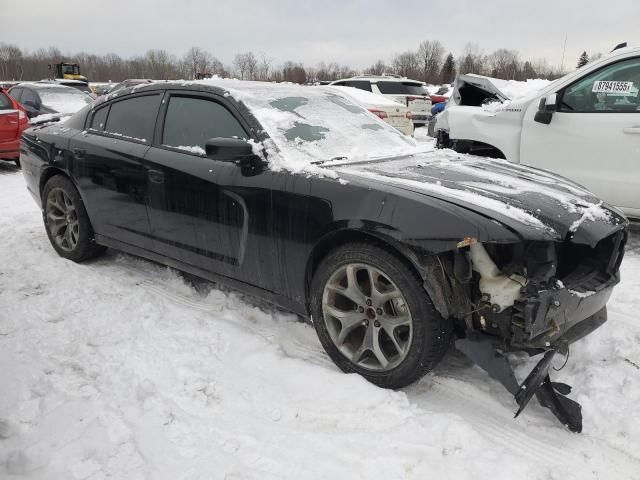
[435,46,640,219]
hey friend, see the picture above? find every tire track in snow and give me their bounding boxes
[411,371,640,472]
[113,259,333,368]
[109,255,640,475]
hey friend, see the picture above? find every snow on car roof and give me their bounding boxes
[15,82,79,89]
[323,85,406,108]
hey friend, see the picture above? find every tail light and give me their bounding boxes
[368,109,388,119]
[406,96,429,104]
[18,110,26,121]
[406,111,413,120]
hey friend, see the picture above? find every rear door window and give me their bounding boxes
[376,81,427,95]
[162,96,247,151]
[104,94,162,142]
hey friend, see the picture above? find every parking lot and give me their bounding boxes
[1,159,639,479]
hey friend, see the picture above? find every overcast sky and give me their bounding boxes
[1,0,637,70]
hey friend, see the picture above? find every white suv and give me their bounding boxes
[330,75,432,125]
[436,46,640,219]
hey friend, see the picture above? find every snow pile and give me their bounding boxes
[568,201,612,232]
[494,78,551,100]
[170,145,206,155]
[1,167,639,479]
[29,113,72,125]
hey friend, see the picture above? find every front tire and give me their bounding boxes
[42,175,106,262]
[310,242,452,389]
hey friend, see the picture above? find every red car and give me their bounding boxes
[0,88,29,167]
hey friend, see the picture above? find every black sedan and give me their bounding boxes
[19,80,627,432]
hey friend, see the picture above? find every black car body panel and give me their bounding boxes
[19,80,627,339]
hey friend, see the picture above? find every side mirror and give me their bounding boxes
[534,93,557,125]
[205,137,255,162]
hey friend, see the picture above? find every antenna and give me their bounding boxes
[611,42,628,52]
[559,35,568,73]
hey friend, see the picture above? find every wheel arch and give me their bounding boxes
[304,228,432,316]
[39,166,72,201]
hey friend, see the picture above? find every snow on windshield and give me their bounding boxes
[198,79,425,174]
[38,87,93,114]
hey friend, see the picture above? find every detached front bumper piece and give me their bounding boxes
[456,332,584,432]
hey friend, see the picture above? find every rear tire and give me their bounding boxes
[42,175,106,262]
[14,159,20,168]
[310,242,452,389]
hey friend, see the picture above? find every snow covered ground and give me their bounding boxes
[1,162,639,479]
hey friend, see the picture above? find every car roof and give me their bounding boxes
[324,85,406,108]
[16,81,79,89]
[334,75,423,84]
[50,79,88,85]
[97,78,392,108]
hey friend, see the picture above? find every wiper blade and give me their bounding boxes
[311,156,348,165]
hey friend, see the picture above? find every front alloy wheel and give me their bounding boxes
[311,242,452,389]
[322,263,413,371]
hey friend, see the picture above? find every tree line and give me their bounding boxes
[0,41,594,84]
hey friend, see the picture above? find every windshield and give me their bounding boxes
[376,81,428,95]
[220,82,422,166]
[61,64,80,75]
[38,87,93,113]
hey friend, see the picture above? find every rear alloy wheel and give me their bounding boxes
[311,242,452,389]
[42,175,105,262]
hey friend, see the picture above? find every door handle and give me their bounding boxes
[623,126,640,134]
[147,169,165,183]
[72,148,86,159]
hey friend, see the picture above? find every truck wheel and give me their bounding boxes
[42,175,106,262]
[310,242,452,389]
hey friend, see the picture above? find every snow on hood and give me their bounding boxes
[333,149,623,240]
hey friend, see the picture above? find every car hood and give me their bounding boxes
[333,150,627,245]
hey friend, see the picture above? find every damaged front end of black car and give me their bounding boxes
[425,229,627,432]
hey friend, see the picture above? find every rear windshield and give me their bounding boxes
[376,81,428,96]
[0,92,12,110]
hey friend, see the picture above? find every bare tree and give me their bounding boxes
[183,46,215,79]
[257,52,272,81]
[392,51,420,79]
[417,40,445,83]
[282,61,307,84]
[365,60,388,76]
[457,43,486,76]
[487,48,520,79]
